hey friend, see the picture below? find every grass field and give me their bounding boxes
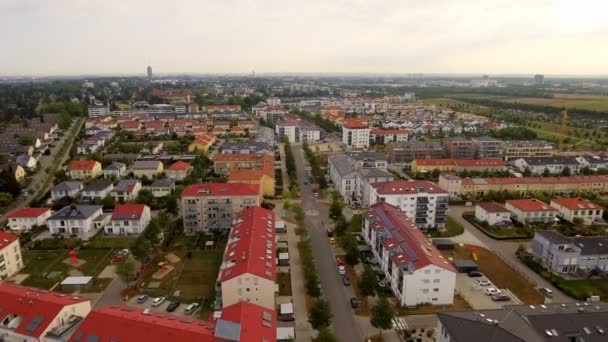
[428,217,464,238]
[452,93,608,112]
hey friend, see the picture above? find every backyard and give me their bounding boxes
[427,217,464,238]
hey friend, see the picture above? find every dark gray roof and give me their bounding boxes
[113,179,140,192]
[437,312,526,342]
[220,141,272,153]
[345,151,387,162]
[49,205,101,221]
[582,155,608,165]
[213,319,241,341]
[572,236,608,255]
[521,157,580,166]
[432,238,454,246]
[357,168,393,179]
[151,178,175,188]
[130,160,162,170]
[52,181,82,193]
[328,154,357,177]
[453,259,478,268]
[104,162,126,171]
[82,179,113,192]
[535,230,571,244]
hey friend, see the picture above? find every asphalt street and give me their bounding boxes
[291,144,365,342]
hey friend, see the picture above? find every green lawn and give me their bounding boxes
[553,278,608,300]
[428,217,464,238]
[84,236,137,249]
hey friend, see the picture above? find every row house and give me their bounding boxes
[187,133,216,153]
[165,161,192,180]
[129,160,164,178]
[7,208,52,232]
[0,231,23,279]
[68,160,102,180]
[80,179,114,201]
[549,197,604,225]
[51,181,83,201]
[514,157,582,175]
[474,202,512,226]
[442,137,475,159]
[505,199,557,224]
[47,205,110,240]
[370,129,410,144]
[105,204,151,236]
[576,155,608,171]
[533,230,608,274]
[111,179,142,202]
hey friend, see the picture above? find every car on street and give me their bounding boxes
[468,271,483,277]
[484,287,501,296]
[350,298,360,309]
[111,255,124,264]
[152,297,165,307]
[491,293,511,301]
[477,279,491,287]
[166,301,180,312]
[342,276,351,286]
[304,180,308,185]
[184,303,200,315]
[539,287,554,297]
[136,294,149,303]
[338,265,346,275]
[327,229,334,237]
[329,237,336,244]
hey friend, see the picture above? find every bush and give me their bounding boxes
[32,237,81,250]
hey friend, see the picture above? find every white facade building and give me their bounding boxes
[7,208,52,232]
[505,199,557,224]
[106,204,151,236]
[549,197,604,225]
[363,203,456,306]
[275,118,321,143]
[474,202,512,226]
[47,205,109,240]
[342,118,370,149]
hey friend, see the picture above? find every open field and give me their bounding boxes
[452,93,608,112]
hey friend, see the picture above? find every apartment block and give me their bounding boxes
[533,230,608,274]
[386,141,444,163]
[502,140,555,161]
[442,137,475,159]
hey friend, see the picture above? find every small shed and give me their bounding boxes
[278,253,290,266]
[432,238,455,250]
[275,220,286,233]
[60,276,93,292]
[453,259,478,273]
[205,240,214,250]
[277,326,295,341]
[279,303,294,321]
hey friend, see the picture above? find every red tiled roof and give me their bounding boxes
[343,118,369,129]
[69,160,99,171]
[366,203,456,272]
[477,202,509,213]
[551,197,602,210]
[453,159,505,167]
[181,183,260,197]
[371,180,447,194]
[228,169,264,181]
[219,302,276,342]
[461,175,608,187]
[220,206,275,282]
[414,158,453,166]
[168,161,192,171]
[213,154,260,162]
[0,282,89,338]
[7,207,50,218]
[111,204,146,221]
[69,305,215,342]
[506,199,556,212]
[0,231,19,251]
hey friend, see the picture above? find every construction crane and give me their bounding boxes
[559,110,568,151]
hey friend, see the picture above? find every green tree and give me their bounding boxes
[116,258,136,288]
[561,166,571,176]
[0,192,13,206]
[542,167,551,177]
[370,296,396,338]
[315,327,338,342]
[329,194,344,220]
[101,194,115,210]
[523,167,532,177]
[309,299,333,330]
[360,265,378,296]
[0,167,21,197]
[16,135,35,146]
[136,189,154,207]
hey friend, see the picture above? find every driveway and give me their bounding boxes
[291,144,365,341]
[448,205,573,303]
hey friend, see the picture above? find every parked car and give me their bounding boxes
[152,297,165,307]
[166,301,180,312]
[350,298,360,309]
[491,293,511,302]
[539,287,554,298]
[184,303,200,315]
[329,237,336,244]
[327,229,334,237]
[136,294,149,304]
[338,265,346,275]
[343,276,351,286]
[111,255,124,264]
[468,271,483,278]
[484,287,501,296]
[477,279,491,287]
[117,249,130,257]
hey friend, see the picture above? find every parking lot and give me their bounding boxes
[126,295,202,319]
[456,273,521,309]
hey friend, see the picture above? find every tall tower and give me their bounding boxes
[147,65,153,80]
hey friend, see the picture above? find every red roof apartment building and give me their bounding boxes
[181,183,260,234]
[217,206,276,310]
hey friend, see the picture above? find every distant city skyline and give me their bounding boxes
[1,0,607,76]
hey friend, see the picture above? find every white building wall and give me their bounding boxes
[401,264,455,306]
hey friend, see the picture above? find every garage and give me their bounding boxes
[432,238,454,250]
[453,259,478,273]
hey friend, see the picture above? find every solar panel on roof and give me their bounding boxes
[86,335,100,342]
[25,316,44,332]
[262,311,272,321]
[400,242,418,262]
[375,209,394,229]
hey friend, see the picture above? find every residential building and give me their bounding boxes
[106,204,151,236]
[505,199,557,224]
[15,155,37,170]
[2,163,26,183]
[437,302,608,342]
[514,157,582,175]
[88,103,108,117]
[103,162,127,179]
[129,160,164,178]
[275,118,321,143]
[0,283,91,341]
[213,153,271,176]
[411,158,454,173]
[386,141,444,163]
[0,231,23,279]
[258,107,288,124]
[68,160,102,180]
[452,159,507,173]
[472,136,502,159]
[363,203,456,306]
[7,207,52,232]
[80,179,113,201]
[47,205,108,239]
[442,137,475,159]
[549,197,604,225]
[438,174,608,198]
[217,206,276,309]
[181,183,260,234]
[220,141,273,155]
[370,129,410,144]
[474,202,511,226]
[148,178,175,197]
[368,180,449,229]
[227,167,275,197]
[532,230,608,274]
[577,155,608,171]
[342,118,371,149]
[187,133,216,153]
[111,179,142,202]
[50,181,83,201]
[165,161,192,181]
[502,140,555,161]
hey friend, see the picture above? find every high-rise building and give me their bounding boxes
[147,65,153,80]
[534,74,544,85]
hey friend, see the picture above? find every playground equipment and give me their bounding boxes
[69,250,79,264]
[470,246,478,261]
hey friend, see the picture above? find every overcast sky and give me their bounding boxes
[1,0,607,76]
